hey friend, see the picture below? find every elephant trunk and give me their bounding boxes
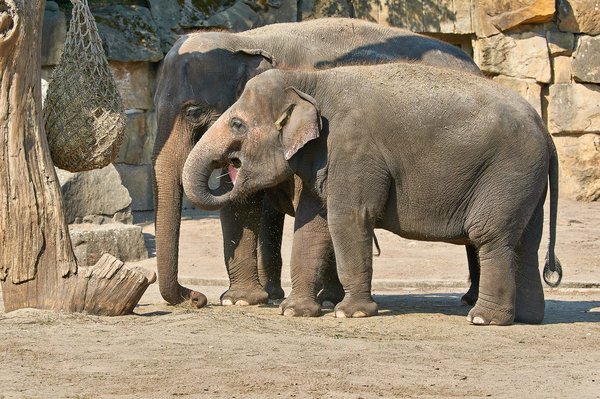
[183,142,233,211]
[153,148,186,305]
[151,113,209,307]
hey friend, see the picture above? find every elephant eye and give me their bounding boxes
[184,105,206,123]
[230,117,248,136]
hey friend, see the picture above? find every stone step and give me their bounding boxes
[70,223,148,267]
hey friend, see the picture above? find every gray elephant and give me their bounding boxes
[153,18,482,309]
[182,63,563,325]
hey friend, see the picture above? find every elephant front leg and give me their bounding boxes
[461,245,480,306]
[258,200,286,302]
[279,192,332,317]
[220,193,269,306]
[329,206,378,318]
[317,258,345,307]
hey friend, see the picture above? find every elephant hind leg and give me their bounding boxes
[467,243,517,325]
[514,200,545,324]
[465,172,547,325]
[466,198,546,325]
[258,200,286,302]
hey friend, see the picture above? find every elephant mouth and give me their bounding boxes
[208,156,242,192]
[183,147,245,211]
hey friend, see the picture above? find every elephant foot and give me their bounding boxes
[263,280,285,303]
[334,296,378,318]
[515,280,545,324]
[514,304,544,324]
[466,298,514,326]
[279,296,321,317]
[317,286,345,308]
[161,285,208,309]
[220,286,269,306]
[460,287,478,306]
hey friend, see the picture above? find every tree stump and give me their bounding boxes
[0,0,155,315]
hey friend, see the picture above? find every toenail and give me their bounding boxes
[335,310,347,318]
[283,308,296,317]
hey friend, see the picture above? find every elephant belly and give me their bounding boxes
[376,187,471,245]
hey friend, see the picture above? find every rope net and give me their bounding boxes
[44,0,125,172]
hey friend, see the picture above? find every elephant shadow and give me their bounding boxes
[314,35,474,70]
[541,298,600,324]
[361,293,600,325]
[369,292,469,318]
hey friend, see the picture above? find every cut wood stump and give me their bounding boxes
[59,254,156,316]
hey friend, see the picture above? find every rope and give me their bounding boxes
[44,0,125,172]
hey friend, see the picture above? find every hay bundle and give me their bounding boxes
[44,0,125,172]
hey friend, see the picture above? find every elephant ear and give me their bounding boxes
[276,87,322,161]
[235,49,275,97]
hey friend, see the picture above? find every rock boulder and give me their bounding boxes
[110,61,155,110]
[492,75,542,116]
[546,30,575,56]
[70,223,148,266]
[554,134,600,201]
[547,83,600,135]
[42,1,66,66]
[572,35,600,84]
[204,0,296,32]
[475,0,554,37]
[93,5,163,62]
[474,32,551,83]
[56,165,133,225]
[557,0,600,35]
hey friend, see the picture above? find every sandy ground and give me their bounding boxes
[1,199,599,398]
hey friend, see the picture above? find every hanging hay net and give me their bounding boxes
[44,0,125,172]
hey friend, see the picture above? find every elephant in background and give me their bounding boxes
[182,63,562,324]
[153,18,482,309]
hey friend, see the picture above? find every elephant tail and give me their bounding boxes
[543,140,562,287]
[373,233,381,257]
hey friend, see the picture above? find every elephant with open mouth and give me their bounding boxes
[182,63,562,324]
[153,18,482,309]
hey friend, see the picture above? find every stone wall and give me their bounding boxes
[42,0,599,202]
[56,165,149,266]
[473,0,600,201]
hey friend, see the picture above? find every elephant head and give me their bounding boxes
[152,33,274,305]
[182,70,321,211]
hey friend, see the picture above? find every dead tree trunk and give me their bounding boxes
[0,0,155,315]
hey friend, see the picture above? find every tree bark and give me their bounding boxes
[0,0,155,315]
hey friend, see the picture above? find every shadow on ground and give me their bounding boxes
[368,293,600,324]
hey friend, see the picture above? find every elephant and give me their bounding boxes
[181,63,563,325]
[153,17,482,309]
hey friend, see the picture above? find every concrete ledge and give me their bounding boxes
[178,277,600,290]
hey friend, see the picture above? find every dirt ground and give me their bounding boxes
[1,199,599,398]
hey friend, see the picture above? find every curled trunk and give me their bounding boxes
[182,144,233,211]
